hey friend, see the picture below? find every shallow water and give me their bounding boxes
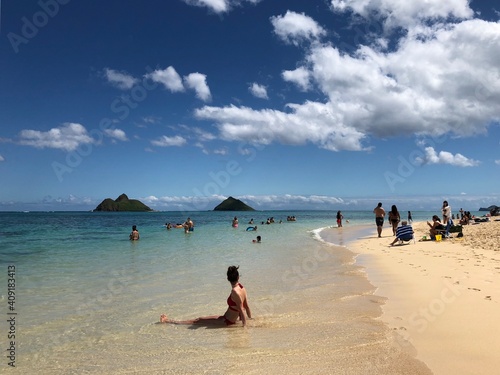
[0,211,435,374]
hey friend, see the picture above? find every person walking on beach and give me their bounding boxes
[129,225,139,240]
[373,202,386,238]
[159,265,252,327]
[336,211,343,227]
[407,211,413,223]
[388,205,400,236]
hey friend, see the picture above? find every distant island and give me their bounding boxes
[479,205,499,216]
[93,194,152,212]
[213,196,255,211]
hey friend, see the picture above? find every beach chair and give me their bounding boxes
[398,235,415,245]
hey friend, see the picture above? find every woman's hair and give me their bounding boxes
[336,211,341,218]
[432,215,440,221]
[227,266,240,283]
[391,205,398,214]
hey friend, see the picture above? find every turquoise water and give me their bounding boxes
[0,210,450,374]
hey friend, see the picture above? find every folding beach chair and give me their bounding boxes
[398,235,415,245]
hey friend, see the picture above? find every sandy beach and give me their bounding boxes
[352,218,500,375]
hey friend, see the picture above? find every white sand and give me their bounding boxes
[352,219,500,375]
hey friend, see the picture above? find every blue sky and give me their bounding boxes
[1,0,499,211]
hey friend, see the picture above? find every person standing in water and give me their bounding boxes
[336,211,343,227]
[129,225,139,240]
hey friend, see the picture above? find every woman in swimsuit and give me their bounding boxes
[388,205,400,236]
[159,266,252,327]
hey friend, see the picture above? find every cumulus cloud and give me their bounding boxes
[18,123,94,151]
[249,83,268,99]
[282,67,311,91]
[184,73,212,102]
[195,102,369,151]
[415,147,480,167]
[104,128,128,141]
[145,66,184,92]
[104,68,138,90]
[199,11,500,151]
[271,11,326,45]
[330,0,474,29]
[151,135,187,147]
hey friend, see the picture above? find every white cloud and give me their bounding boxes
[19,123,94,151]
[249,83,268,99]
[330,0,474,29]
[282,67,311,91]
[104,68,138,90]
[182,0,261,14]
[145,66,184,92]
[182,0,229,13]
[0,155,4,162]
[495,160,500,165]
[104,128,128,142]
[415,147,480,167]
[199,16,500,151]
[184,73,212,102]
[195,102,368,152]
[270,11,326,45]
[151,135,187,147]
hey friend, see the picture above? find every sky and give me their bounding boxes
[0,0,499,212]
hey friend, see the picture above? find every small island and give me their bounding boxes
[213,196,255,211]
[93,194,152,212]
[479,205,499,216]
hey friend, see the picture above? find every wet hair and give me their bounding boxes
[132,225,137,230]
[227,266,240,283]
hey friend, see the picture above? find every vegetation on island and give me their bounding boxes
[213,196,255,211]
[93,194,152,212]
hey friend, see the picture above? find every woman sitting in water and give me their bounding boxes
[159,265,252,327]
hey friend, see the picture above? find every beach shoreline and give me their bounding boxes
[342,218,500,375]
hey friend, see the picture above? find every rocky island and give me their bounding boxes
[93,194,152,212]
[213,196,255,211]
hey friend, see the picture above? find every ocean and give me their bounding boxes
[0,210,465,374]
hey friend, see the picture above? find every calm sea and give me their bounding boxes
[0,210,462,374]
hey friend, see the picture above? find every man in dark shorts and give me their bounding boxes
[373,202,386,238]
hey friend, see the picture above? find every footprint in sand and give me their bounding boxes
[468,287,481,291]
[485,296,492,300]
